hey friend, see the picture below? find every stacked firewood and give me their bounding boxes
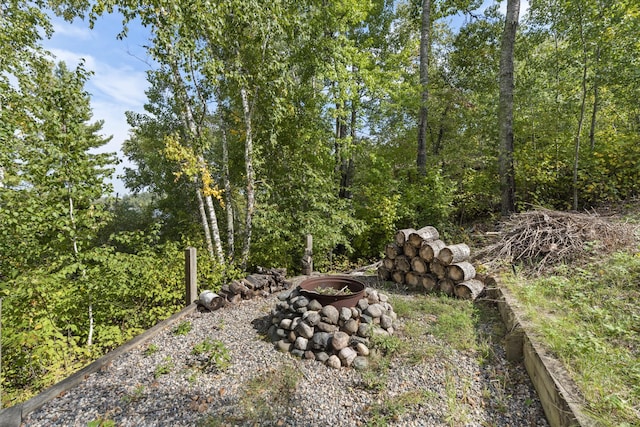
[377,226,485,300]
[198,267,289,311]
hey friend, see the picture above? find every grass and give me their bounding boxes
[199,362,302,426]
[502,250,640,426]
[366,389,436,426]
[143,343,159,356]
[190,338,231,372]
[172,321,192,336]
[358,290,509,425]
[153,356,174,379]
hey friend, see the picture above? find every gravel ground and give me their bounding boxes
[24,284,549,427]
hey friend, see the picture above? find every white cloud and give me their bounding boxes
[92,64,148,107]
[48,48,148,107]
[51,20,94,41]
[48,47,98,69]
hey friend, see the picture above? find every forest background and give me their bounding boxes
[1,0,639,406]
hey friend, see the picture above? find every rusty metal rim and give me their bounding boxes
[298,275,365,308]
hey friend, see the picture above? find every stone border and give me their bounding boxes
[0,304,197,427]
[488,286,597,427]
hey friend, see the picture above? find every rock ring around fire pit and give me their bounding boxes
[298,276,365,308]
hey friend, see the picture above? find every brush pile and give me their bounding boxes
[474,209,637,273]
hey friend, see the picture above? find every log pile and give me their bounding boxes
[197,267,290,311]
[378,226,486,301]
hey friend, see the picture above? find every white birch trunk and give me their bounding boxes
[69,195,93,347]
[157,14,224,262]
[240,87,255,269]
[195,183,215,259]
[221,126,235,258]
[204,190,225,264]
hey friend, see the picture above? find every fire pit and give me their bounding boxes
[270,277,397,369]
[298,276,365,308]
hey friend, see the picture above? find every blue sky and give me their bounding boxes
[43,1,528,195]
[44,12,153,195]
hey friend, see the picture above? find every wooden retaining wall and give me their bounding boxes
[0,304,197,427]
[489,286,597,427]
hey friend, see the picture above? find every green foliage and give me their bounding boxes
[504,250,640,426]
[366,390,435,427]
[154,356,174,379]
[0,240,187,406]
[172,321,192,336]
[143,344,159,356]
[87,418,116,427]
[190,338,231,372]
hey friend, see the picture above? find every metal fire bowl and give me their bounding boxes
[298,276,365,309]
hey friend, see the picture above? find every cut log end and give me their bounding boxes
[454,279,485,300]
[394,228,416,246]
[385,243,402,260]
[446,261,476,282]
[408,226,440,247]
[419,239,446,262]
[391,270,406,285]
[438,243,471,265]
[438,278,455,297]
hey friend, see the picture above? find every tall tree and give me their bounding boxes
[498,0,520,215]
[417,0,431,176]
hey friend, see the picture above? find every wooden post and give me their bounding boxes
[185,247,197,306]
[0,297,3,410]
[301,234,313,275]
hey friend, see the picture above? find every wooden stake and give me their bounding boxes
[185,247,197,306]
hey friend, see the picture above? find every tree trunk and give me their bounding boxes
[417,0,431,177]
[339,99,357,199]
[159,26,223,261]
[240,86,255,269]
[498,0,520,216]
[203,190,225,264]
[573,7,589,211]
[68,194,93,348]
[195,182,215,259]
[589,45,600,151]
[382,257,395,270]
[221,123,235,259]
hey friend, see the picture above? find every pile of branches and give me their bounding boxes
[474,209,637,273]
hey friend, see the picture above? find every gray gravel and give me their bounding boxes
[24,287,549,427]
